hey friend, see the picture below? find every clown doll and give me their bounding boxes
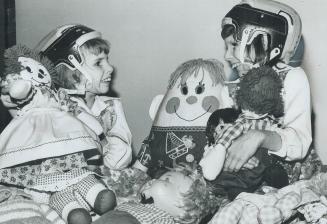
[0,45,116,224]
[133,58,231,177]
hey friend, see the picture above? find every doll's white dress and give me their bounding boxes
[0,87,100,169]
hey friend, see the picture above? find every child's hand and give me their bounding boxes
[224,130,265,172]
[240,156,259,170]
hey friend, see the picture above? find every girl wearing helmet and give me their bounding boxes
[35,24,133,171]
[213,0,311,187]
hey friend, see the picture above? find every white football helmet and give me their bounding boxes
[222,0,302,65]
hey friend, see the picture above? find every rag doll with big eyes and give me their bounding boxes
[133,58,231,178]
[0,45,116,224]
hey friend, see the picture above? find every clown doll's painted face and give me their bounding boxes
[141,171,193,217]
[1,57,52,107]
[1,57,51,93]
[18,57,52,86]
[154,68,224,127]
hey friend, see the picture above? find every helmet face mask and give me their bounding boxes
[35,24,102,82]
[222,0,302,64]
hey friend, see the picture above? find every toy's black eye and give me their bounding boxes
[218,124,224,130]
[38,69,45,78]
[181,84,188,95]
[195,82,205,94]
[26,66,32,73]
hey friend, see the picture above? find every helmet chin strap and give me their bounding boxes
[67,54,93,95]
[68,54,93,83]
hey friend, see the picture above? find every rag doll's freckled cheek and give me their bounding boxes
[166,97,180,114]
[202,96,220,112]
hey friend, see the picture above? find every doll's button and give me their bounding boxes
[186,154,194,162]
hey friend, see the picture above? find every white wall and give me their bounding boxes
[16,0,327,162]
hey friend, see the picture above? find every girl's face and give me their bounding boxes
[224,35,255,77]
[81,50,114,95]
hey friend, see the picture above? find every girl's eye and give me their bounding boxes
[195,82,205,94]
[181,84,188,95]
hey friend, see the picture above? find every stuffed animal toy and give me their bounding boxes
[133,58,230,177]
[0,45,116,224]
[96,165,224,224]
[200,66,285,181]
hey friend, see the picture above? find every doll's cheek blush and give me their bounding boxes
[165,97,180,114]
[202,96,220,112]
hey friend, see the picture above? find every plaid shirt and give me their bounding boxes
[209,191,301,224]
[215,113,280,150]
[117,202,175,224]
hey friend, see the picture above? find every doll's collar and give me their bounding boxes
[90,95,107,116]
[242,110,269,119]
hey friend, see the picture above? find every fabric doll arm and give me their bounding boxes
[200,121,245,180]
[268,67,312,160]
[100,98,133,170]
[133,137,153,172]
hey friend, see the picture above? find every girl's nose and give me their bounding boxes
[104,61,114,74]
[224,48,234,62]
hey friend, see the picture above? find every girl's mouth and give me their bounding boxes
[102,77,111,82]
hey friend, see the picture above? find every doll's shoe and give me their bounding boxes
[94,189,116,215]
[199,144,226,181]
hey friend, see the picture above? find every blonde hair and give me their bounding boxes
[168,58,225,90]
[166,165,223,224]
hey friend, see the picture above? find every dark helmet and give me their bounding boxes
[35,24,102,81]
[222,0,302,64]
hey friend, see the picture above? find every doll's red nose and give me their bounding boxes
[186,96,197,104]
